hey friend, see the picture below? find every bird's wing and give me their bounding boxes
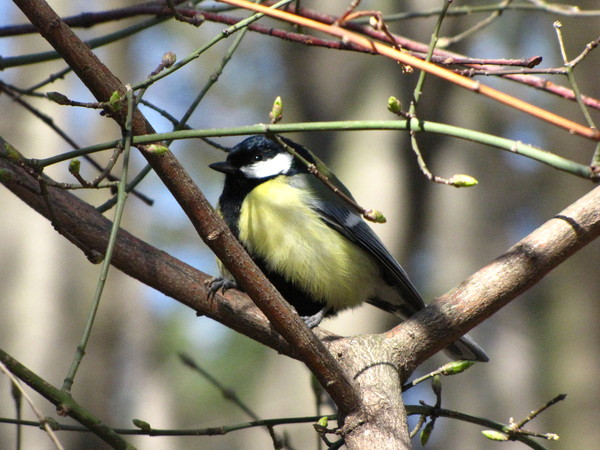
[296,174,425,314]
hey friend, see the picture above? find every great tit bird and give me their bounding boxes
[209,135,488,362]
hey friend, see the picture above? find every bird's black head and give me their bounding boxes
[209,135,316,182]
[210,135,317,237]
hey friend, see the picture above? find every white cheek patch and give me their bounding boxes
[240,152,294,179]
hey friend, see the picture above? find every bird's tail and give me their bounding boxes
[367,298,489,362]
[444,334,489,362]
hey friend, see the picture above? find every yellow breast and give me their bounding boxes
[238,176,379,310]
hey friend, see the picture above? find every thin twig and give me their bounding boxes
[0,413,336,437]
[256,1,600,110]
[553,22,597,130]
[455,67,567,76]
[269,134,386,223]
[568,36,600,67]
[0,348,134,448]
[553,23,600,167]
[514,394,567,429]
[133,0,296,91]
[408,0,458,185]
[100,23,249,212]
[353,2,600,21]
[401,361,475,392]
[61,87,134,394]
[179,353,285,448]
[438,0,513,48]
[218,0,599,141]
[31,119,594,180]
[0,362,64,449]
[0,81,153,205]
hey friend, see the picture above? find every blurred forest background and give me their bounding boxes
[1,0,599,449]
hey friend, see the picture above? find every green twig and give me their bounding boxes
[553,22,600,167]
[0,81,152,205]
[407,0,477,185]
[61,87,134,393]
[553,22,596,129]
[96,165,152,213]
[0,414,336,437]
[0,398,559,449]
[409,0,450,108]
[406,404,549,450]
[30,120,595,180]
[409,413,427,438]
[132,0,294,90]
[1,362,63,449]
[99,22,250,213]
[0,349,134,449]
[11,377,23,449]
[514,394,567,430]
[402,360,475,392]
[177,26,250,133]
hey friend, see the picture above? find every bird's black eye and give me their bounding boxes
[252,154,263,162]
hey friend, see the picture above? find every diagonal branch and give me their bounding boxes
[222,0,600,137]
[12,0,361,415]
[387,185,600,371]
[0,146,291,356]
[268,1,600,111]
[0,349,135,449]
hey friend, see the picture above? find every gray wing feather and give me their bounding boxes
[310,199,425,314]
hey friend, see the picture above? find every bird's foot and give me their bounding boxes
[301,306,329,329]
[206,277,238,299]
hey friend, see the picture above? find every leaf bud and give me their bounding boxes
[69,158,81,174]
[363,209,387,223]
[387,96,403,116]
[449,174,478,187]
[441,360,476,375]
[482,430,509,441]
[269,96,283,124]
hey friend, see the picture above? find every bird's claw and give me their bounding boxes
[206,277,238,299]
[301,306,328,329]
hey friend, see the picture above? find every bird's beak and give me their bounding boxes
[209,161,237,174]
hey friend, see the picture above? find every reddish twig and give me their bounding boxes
[220,0,599,140]
[0,1,193,36]
[261,1,600,111]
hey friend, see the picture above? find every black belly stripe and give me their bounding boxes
[252,255,329,317]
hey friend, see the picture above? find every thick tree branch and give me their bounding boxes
[11,0,361,415]
[0,147,292,355]
[387,185,600,372]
